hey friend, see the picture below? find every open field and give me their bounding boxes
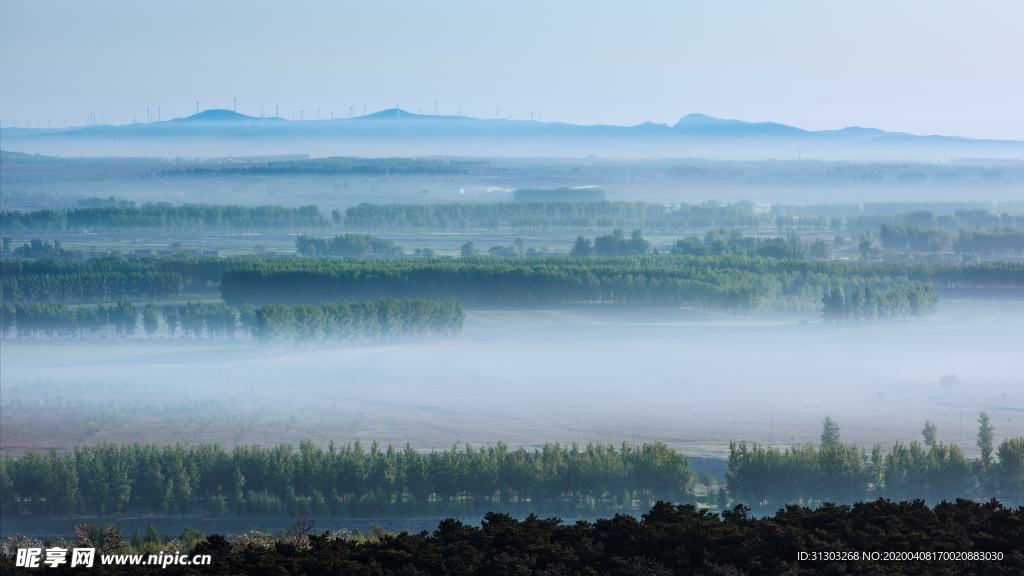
[3,300,1021,462]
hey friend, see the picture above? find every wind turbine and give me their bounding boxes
[331,111,334,127]
[530,111,533,121]
[234,98,236,112]
[435,101,438,115]
[196,102,199,115]
[495,110,500,120]
[276,105,279,118]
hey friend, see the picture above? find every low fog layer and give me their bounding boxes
[2,299,1021,459]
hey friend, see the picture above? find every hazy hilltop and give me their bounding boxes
[4,110,1022,161]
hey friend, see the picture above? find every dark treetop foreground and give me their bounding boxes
[5,499,1022,575]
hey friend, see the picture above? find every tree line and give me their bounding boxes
[216,256,984,314]
[820,285,939,322]
[0,299,463,345]
[0,300,240,341]
[219,258,786,311]
[6,202,1021,238]
[954,227,1024,256]
[772,204,1023,229]
[294,234,404,257]
[879,223,1024,255]
[255,299,464,347]
[848,208,1024,233]
[160,156,465,179]
[0,441,693,519]
[343,200,765,232]
[6,254,1022,310]
[771,200,1022,217]
[7,239,77,259]
[725,435,1023,511]
[0,204,332,233]
[1,300,142,339]
[666,230,817,259]
[1,256,255,303]
[0,270,183,304]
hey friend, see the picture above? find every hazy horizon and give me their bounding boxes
[3,0,1023,552]
[2,1,1022,140]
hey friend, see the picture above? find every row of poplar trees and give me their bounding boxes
[0,441,693,519]
[820,284,940,322]
[4,255,1023,306]
[725,415,1024,509]
[0,299,464,346]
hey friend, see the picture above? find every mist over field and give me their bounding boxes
[3,141,1024,539]
[3,300,1023,459]
[2,4,1024,569]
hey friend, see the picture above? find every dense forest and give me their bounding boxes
[216,256,1024,312]
[4,500,1023,574]
[0,205,332,233]
[0,270,183,304]
[0,298,464,346]
[0,256,251,303]
[0,441,693,519]
[4,254,1020,311]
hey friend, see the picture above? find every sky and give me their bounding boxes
[2,0,1022,140]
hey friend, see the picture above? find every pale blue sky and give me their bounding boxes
[2,0,1021,139]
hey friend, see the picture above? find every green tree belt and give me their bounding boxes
[1,204,332,233]
[0,441,693,518]
[0,299,464,344]
[725,436,1024,510]
[219,257,1023,310]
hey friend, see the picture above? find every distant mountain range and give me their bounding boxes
[3,109,1022,161]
